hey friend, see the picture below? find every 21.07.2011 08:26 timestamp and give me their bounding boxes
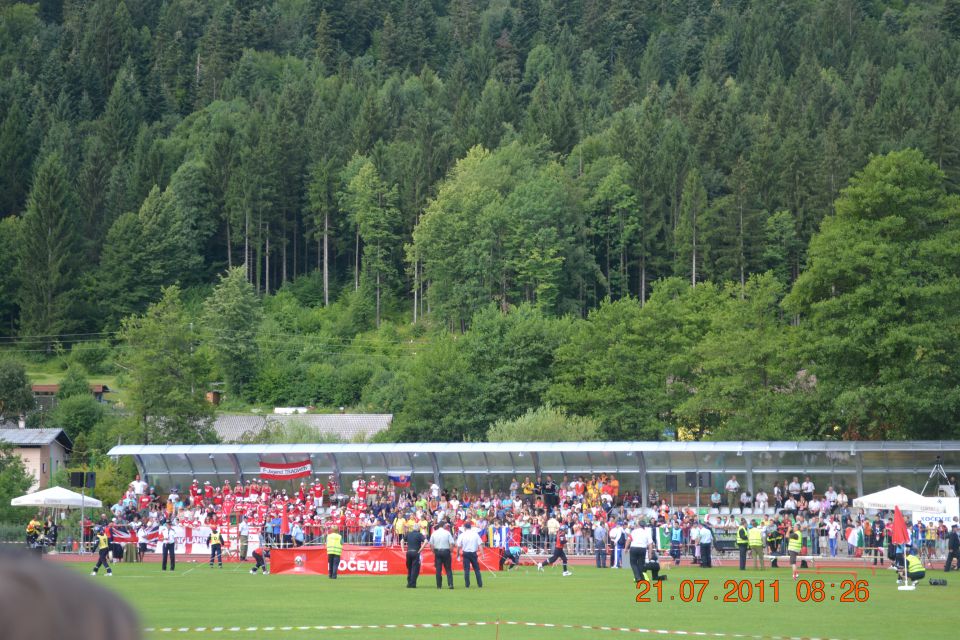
[635,579,870,604]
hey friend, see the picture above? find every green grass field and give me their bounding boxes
[66,559,953,640]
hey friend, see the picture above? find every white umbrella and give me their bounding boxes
[11,486,103,509]
[852,485,943,513]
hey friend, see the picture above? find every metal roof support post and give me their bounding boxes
[229,454,242,481]
[327,453,341,497]
[134,454,146,485]
[430,453,440,489]
[745,452,754,496]
[637,451,648,508]
[855,453,864,498]
[531,452,541,479]
[158,454,173,491]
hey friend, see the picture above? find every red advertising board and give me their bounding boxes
[270,546,498,576]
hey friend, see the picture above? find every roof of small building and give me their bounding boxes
[213,413,392,443]
[0,428,72,449]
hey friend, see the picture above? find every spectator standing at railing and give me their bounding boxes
[593,519,608,567]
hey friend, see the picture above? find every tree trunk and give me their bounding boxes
[691,207,697,288]
[375,269,381,328]
[640,254,646,307]
[412,259,418,323]
[265,225,271,295]
[226,218,232,269]
[354,227,360,291]
[323,209,329,306]
[244,206,250,283]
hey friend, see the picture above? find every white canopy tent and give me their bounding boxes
[852,485,943,512]
[10,486,102,509]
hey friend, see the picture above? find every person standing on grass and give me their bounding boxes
[943,524,959,572]
[326,528,343,579]
[698,521,713,569]
[538,523,572,576]
[404,523,426,588]
[609,520,624,568]
[749,520,765,570]
[593,519,608,568]
[429,521,455,589]
[161,520,176,571]
[90,527,113,577]
[238,516,249,561]
[208,526,224,568]
[737,518,750,570]
[787,522,803,580]
[456,521,484,588]
[627,520,653,582]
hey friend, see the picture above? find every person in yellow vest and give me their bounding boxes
[899,547,925,586]
[26,516,42,546]
[208,526,224,568]
[749,520,765,570]
[90,526,113,576]
[737,518,750,570]
[787,522,803,580]
[326,527,343,579]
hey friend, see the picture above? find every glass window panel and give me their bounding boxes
[586,450,619,472]
[666,452,697,471]
[336,453,363,473]
[537,451,564,473]
[512,452,535,474]
[359,452,387,473]
[883,451,920,471]
[563,450,593,474]
[697,452,745,472]
[435,452,462,474]
[384,452,413,473]
[485,454,513,473]
[409,452,434,473]
[642,451,671,472]
[856,451,887,473]
[459,452,488,472]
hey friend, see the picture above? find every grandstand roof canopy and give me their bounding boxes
[110,441,960,498]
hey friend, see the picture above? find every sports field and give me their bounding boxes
[69,559,951,640]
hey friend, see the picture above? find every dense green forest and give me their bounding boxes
[2,0,960,448]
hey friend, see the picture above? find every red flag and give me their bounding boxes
[281,506,290,536]
[892,506,910,546]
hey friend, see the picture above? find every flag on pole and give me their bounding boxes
[388,474,411,488]
[892,506,910,546]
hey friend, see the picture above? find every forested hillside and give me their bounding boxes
[2,0,960,447]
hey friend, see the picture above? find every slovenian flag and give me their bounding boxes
[389,474,411,487]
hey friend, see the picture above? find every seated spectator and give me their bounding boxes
[740,491,752,509]
[754,490,768,512]
[710,491,722,509]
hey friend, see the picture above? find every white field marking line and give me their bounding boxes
[143,621,847,639]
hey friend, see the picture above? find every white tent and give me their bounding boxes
[852,485,943,512]
[10,486,102,509]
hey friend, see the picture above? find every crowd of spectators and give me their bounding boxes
[85,471,955,564]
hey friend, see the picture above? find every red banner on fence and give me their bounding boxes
[259,460,312,480]
[270,545,497,576]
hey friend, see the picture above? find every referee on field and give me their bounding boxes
[404,524,426,588]
[456,522,484,588]
[429,521,455,589]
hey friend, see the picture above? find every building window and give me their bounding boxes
[42,463,47,474]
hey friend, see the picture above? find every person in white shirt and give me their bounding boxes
[429,522,456,589]
[827,517,842,557]
[690,523,701,563]
[161,520,177,571]
[609,522,624,568]
[699,522,714,568]
[455,522,483,588]
[128,475,147,497]
[628,521,654,581]
[238,516,250,561]
[823,486,838,513]
[783,497,797,516]
[725,476,740,510]
[788,477,801,500]
[801,477,815,501]
[755,490,768,513]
